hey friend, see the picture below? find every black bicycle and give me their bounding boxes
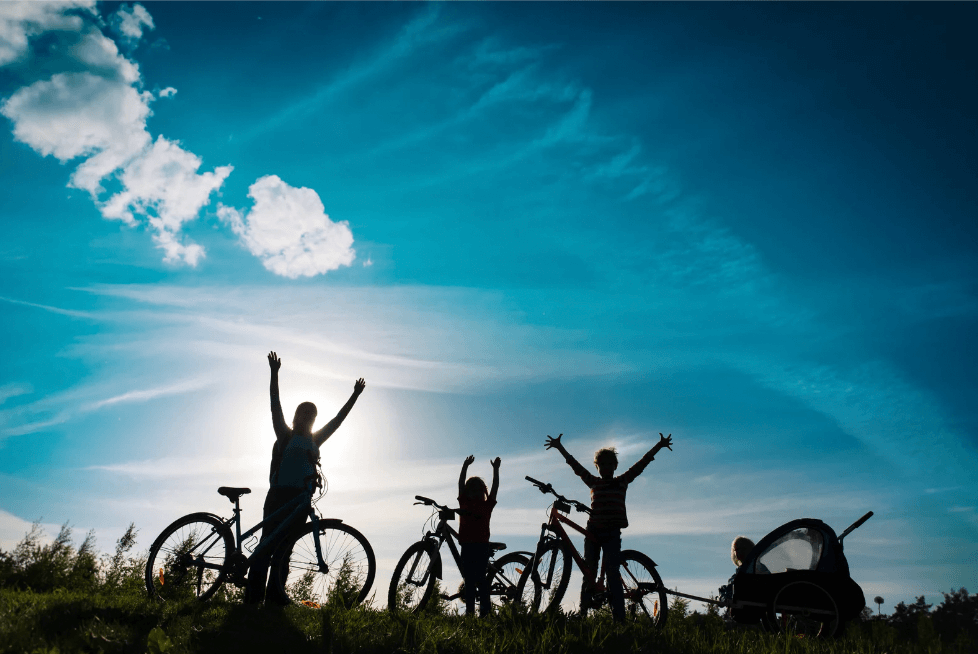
[388,495,534,614]
[145,483,375,607]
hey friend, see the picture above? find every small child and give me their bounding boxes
[731,536,755,568]
[731,536,769,573]
[545,432,673,621]
[457,455,501,617]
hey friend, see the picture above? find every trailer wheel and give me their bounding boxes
[765,580,840,639]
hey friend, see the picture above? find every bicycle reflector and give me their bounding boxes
[159,568,164,586]
[301,600,321,609]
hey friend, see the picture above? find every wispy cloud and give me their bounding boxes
[0,294,97,320]
[0,375,215,438]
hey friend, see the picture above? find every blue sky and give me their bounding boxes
[1,2,976,612]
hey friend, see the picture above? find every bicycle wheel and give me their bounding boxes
[275,521,376,607]
[765,580,840,639]
[145,512,233,602]
[619,550,669,629]
[515,540,571,613]
[388,541,439,613]
[489,551,531,611]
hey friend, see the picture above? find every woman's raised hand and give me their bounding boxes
[267,351,282,371]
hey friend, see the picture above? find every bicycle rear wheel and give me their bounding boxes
[489,551,531,611]
[515,540,571,613]
[388,541,439,613]
[145,512,233,602]
[274,521,376,607]
[620,550,669,629]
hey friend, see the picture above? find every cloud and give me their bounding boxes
[0,1,94,67]
[1,72,153,192]
[0,3,230,268]
[99,136,233,265]
[218,176,355,278]
[0,371,213,439]
[0,383,32,406]
[112,3,153,42]
[158,86,176,98]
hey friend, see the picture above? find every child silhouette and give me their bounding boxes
[545,432,673,621]
[457,455,501,617]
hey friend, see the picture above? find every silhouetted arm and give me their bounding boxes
[268,352,288,439]
[459,455,474,497]
[313,378,366,446]
[489,457,501,502]
[620,433,673,484]
[545,434,597,486]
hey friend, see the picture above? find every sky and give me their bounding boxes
[1,2,976,614]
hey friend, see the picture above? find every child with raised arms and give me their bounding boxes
[457,455,501,617]
[545,432,673,622]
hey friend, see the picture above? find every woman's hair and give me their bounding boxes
[464,477,489,500]
[731,536,755,567]
[593,447,618,467]
[293,401,318,426]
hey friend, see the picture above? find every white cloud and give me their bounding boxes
[99,136,233,265]
[1,72,153,192]
[113,3,153,42]
[158,86,176,98]
[0,3,232,269]
[219,175,355,278]
[0,1,94,66]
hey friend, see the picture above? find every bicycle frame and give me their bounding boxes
[197,488,338,580]
[405,509,464,584]
[532,503,608,593]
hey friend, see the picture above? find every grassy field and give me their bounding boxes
[1,522,974,654]
[1,587,974,654]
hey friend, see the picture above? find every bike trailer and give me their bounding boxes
[721,515,870,637]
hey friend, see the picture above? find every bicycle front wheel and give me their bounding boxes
[275,521,376,607]
[515,540,571,613]
[489,551,531,611]
[620,550,669,629]
[145,512,233,602]
[388,541,439,613]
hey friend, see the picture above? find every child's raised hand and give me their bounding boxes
[464,455,475,466]
[544,434,563,450]
[267,351,282,371]
[491,457,501,469]
[658,433,673,451]
[353,378,366,395]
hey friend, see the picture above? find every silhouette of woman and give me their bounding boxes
[245,351,366,605]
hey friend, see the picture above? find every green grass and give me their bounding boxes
[2,588,975,654]
[1,522,974,653]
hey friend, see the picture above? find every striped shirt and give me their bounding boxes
[565,448,657,530]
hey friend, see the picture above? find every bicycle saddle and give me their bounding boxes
[217,487,251,502]
[489,542,506,552]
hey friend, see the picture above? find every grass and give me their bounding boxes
[2,587,975,654]
[1,522,975,653]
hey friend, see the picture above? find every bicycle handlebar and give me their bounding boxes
[524,476,591,513]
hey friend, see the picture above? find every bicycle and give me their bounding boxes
[513,476,669,627]
[388,495,534,615]
[145,483,375,607]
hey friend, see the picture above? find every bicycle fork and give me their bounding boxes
[308,511,330,574]
[530,523,561,590]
